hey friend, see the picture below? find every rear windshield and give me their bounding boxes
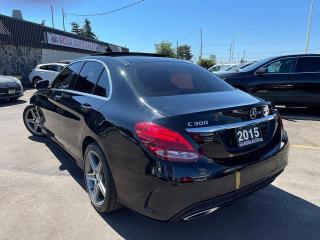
[128,62,233,97]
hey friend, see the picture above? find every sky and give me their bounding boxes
[0,0,319,63]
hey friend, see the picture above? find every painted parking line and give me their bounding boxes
[291,144,320,150]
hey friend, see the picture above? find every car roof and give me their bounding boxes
[270,53,320,59]
[85,55,188,65]
[86,52,190,65]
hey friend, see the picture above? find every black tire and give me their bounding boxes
[32,77,42,86]
[84,143,119,213]
[23,105,45,137]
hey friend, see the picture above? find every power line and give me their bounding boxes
[65,0,145,17]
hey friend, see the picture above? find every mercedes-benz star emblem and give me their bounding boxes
[249,108,257,119]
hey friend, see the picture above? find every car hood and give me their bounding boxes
[0,75,19,86]
[143,89,261,117]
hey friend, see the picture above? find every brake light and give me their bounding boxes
[134,122,201,162]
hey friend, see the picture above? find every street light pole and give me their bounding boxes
[62,7,66,31]
[305,0,314,54]
[50,5,55,28]
[200,28,203,60]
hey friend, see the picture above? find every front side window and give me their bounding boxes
[264,58,298,73]
[129,62,233,97]
[52,62,84,89]
[73,61,104,94]
[56,65,65,72]
[210,66,220,72]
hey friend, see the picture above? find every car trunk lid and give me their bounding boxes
[143,90,278,160]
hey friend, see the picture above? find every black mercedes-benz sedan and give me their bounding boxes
[216,54,320,108]
[0,75,23,101]
[23,53,288,222]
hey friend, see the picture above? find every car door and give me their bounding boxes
[39,61,85,147]
[53,60,109,159]
[294,56,320,106]
[252,57,298,105]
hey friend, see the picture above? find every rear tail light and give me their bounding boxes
[134,122,201,162]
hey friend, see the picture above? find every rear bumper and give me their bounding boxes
[170,169,282,222]
[140,141,288,221]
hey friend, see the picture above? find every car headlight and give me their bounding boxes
[10,77,23,90]
[261,105,270,117]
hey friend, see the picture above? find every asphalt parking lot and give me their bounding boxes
[0,89,319,240]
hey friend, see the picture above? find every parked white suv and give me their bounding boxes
[208,64,237,73]
[29,63,67,85]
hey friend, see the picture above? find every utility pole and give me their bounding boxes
[176,39,179,58]
[50,5,55,28]
[229,41,232,62]
[242,50,246,62]
[231,37,235,62]
[200,28,203,60]
[62,7,65,31]
[305,0,314,53]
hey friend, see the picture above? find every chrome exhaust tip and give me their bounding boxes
[183,207,219,221]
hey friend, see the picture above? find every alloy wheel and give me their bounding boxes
[24,107,44,136]
[85,151,107,206]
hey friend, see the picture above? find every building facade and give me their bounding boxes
[0,14,128,83]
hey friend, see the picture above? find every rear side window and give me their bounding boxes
[93,70,110,97]
[40,65,58,71]
[297,57,320,72]
[74,61,104,94]
[52,62,84,89]
[129,62,233,97]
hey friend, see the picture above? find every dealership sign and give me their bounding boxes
[46,32,105,52]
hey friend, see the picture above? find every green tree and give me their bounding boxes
[70,22,82,35]
[81,18,96,39]
[177,44,193,61]
[198,58,215,69]
[155,41,176,57]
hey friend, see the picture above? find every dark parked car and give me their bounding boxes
[0,75,23,101]
[23,53,288,222]
[216,54,320,107]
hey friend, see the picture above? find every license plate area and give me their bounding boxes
[8,89,16,94]
[235,124,263,147]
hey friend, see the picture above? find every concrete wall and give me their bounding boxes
[0,44,41,83]
[41,48,89,64]
[0,44,91,84]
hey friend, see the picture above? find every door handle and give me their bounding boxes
[53,95,62,101]
[80,103,91,113]
[281,84,294,88]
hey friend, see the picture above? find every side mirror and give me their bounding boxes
[36,80,49,90]
[256,67,267,75]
